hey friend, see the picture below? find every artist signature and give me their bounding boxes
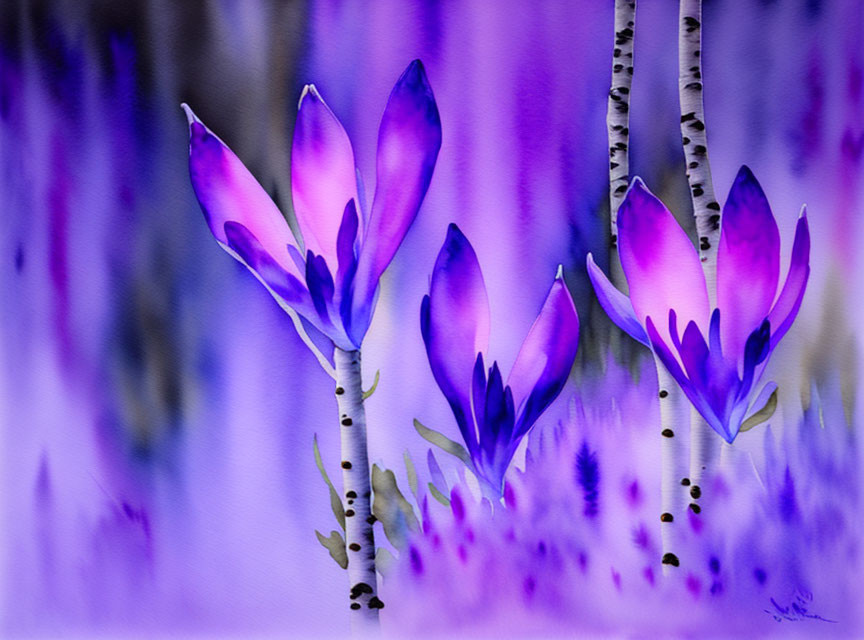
[764,589,837,623]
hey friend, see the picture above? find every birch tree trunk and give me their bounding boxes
[678,0,720,283]
[605,0,683,571]
[658,366,687,574]
[334,348,381,629]
[686,408,715,514]
[607,0,637,291]
[679,0,720,500]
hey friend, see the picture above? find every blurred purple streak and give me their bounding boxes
[1,0,862,637]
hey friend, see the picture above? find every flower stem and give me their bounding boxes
[607,0,637,291]
[334,348,380,629]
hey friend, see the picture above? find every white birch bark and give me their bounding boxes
[679,0,721,500]
[334,348,381,629]
[657,366,686,574]
[605,0,684,572]
[678,0,721,287]
[607,0,637,290]
[688,409,716,507]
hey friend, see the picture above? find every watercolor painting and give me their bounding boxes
[2,0,862,637]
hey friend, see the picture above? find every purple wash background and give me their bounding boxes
[0,0,861,637]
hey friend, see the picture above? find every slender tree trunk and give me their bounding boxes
[607,0,637,291]
[605,0,684,572]
[686,408,715,513]
[334,348,380,629]
[658,366,686,574]
[678,0,720,283]
[679,0,720,499]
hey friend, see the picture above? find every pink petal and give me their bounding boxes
[183,104,301,278]
[717,166,780,358]
[291,85,359,268]
[618,178,710,347]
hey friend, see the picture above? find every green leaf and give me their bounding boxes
[413,419,473,469]
[361,370,381,401]
[740,389,778,432]
[403,450,419,499]
[315,529,348,569]
[371,465,420,550]
[428,482,450,506]
[313,434,345,531]
[375,547,396,577]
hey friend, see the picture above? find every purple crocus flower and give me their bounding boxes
[587,167,810,443]
[421,224,580,494]
[182,60,442,350]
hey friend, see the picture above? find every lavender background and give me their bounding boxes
[1,0,862,637]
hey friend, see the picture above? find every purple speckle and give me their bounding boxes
[409,546,424,575]
[578,551,588,572]
[627,479,642,507]
[457,544,468,564]
[754,568,767,585]
[709,556,720,575]
[14,243,24,273]
[686,574,702,598]
[503,481,517,510]
[632,524,651,551]
[450,489,465,523]
[643,566,656,586]
[575,441,600,517]
[523,575,536,599]
[779,466,799,523]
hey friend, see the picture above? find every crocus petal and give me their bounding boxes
[305,251,336,329]
[767,210,811,348]
[739,320,772,401]
[646,315,730,441]
[717,166,781,358]
[471,353,487,449]
[224,222,310,308]
[336,199,359,291]
[183,104,301,278]
[421,225,491,456]
[291,85,359,267]
[618,178,710,347]
[225,222,354,349]
[678,320,711,390]
[481,362,507,458]
[350,60,443,342]
[586,253,649,346]
[508,268,580,438]
[681,319,738,439]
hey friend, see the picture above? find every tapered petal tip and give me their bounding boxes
[555,264,564,280]
[298,83,324,109]
[735,164,756,184]
[624,176,653,199]
[618,177,659,228]
[390,59,439,126]
[444,223,469,250]
[727,164,768,209]
[799,205,808,220]
[400,59,429,87]
[180,102,199,126]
